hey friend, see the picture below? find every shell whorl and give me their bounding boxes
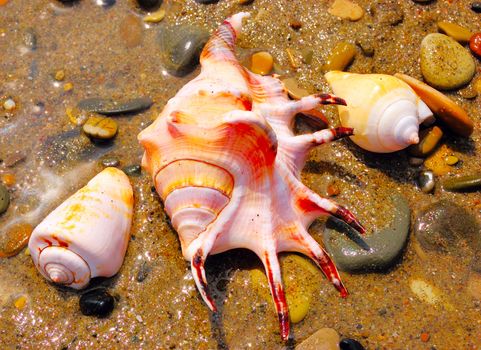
[325,71,434,153]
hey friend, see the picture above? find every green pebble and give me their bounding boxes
[442,174,481,192]
[0,184,10,215]
[420,33,475,90]
[123,165,141,176]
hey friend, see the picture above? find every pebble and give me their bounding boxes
[340,338,366,350]
[442,173,481,192]
[409,279,442,305]
[295,328,340,350]
[0,183,10,215]
[420,332,430,342]
[137,0,161,9]
[101,157,120,167]
[79,289,115,318]
[408,157,424,166]
[469,32,481,57]
[143,9,165,23]
[0,223,33,258]
[119,15,143,48]
[195,0,219,3]
[408,126,443,157]
[424,144,452,176]
[123,165,141,176]
[370,0,404,26]
[1,173,16,186]
[3,98,16,111]
[444,155,459,165]
[54,69,65,81]
[136,261,151,282]
[458,85,478,99]
[289,19,302,30]
[287,288,310,323]
[96,0,116,8]
[158,25,209,77]
[281,78,310,100]
[22,28,37,50]
[395,73,474,137]
[301,48,313,64]
[66,106,91,126]
[414,200,480,254]
[437,21,472,42]
[418,170,435,193]
[250,51,273,75]
[63,82,73,92]
[14,295,27,310]
[239,0,254,4]
[322,42,356,72]
[472,2,481,13]
[420,33,475,90]
[474,78,481,94]
[78,97,153,115]
[328,0,364,21]
[83,116,118,140]
[323,194,410,272]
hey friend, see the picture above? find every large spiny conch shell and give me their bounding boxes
[28,167,133,289]
[325,71,434,153]
[138,12,365,340]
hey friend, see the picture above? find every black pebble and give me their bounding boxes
[97,0,116,8]
[195,0,219,3]
[471,2,481,12]
[137,0,161,9]
[340,338,366,350]
[79,289,115,318]
[123,164,141,176]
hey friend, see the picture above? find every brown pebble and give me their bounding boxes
[296,328,340,350]
[120,15,143,48]
[0,223,33,258]
[250,51,273,75]
[394,73,474,137]
[83,116,118,139]
[282,78,310,100]
[328,0,364,21]
[1,173,16,186]
[437,21,472,42]
[289,19,302,30]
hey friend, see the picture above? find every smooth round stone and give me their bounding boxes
[83,116,118,140]
[444,155,459,165]
[418,170,435,193]
[158,25,209,77]
[420,33,476,90]
[250,51,273,75]
[0,222,33,258]
[414,200,480,254]
[0,183,10,215]
[471,2,481,13]
[143,9,165,23]
[281,78,310,100]
[340,338,366,350]
[437,21,472,42]
[328,0,364,21]
[101,157,120,167]
[79,289,115,318]
[119,15,143,48]
[442,173,481,192]
[123,164,141,176]
[469,33,481,57]
[295,328,340,350]
[322,42,356,72]
[323,194,410,272]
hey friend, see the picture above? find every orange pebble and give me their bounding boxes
[420,332,430,342]
[2,173,16,186]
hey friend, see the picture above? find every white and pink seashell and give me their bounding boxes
[138,12,365,340]
[28,167,134,289]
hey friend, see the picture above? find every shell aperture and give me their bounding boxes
[138,12,365,340]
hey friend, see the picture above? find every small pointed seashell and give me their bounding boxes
[28,168,134,289]
[325,71,434,153]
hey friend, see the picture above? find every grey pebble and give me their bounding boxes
[418,170,435,193]
[323,194,410,272]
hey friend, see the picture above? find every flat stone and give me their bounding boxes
[323,194,410,272]
[328,0,364,21]
[437,21,473,42]
[420,33,475,90]
[414,200,480,255]
[296,328,340,350]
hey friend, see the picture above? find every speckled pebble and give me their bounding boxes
[420,33,476,90]
[0,183,10,215]
[295,328,340,350]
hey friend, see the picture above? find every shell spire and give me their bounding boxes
[139,13,364,341]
